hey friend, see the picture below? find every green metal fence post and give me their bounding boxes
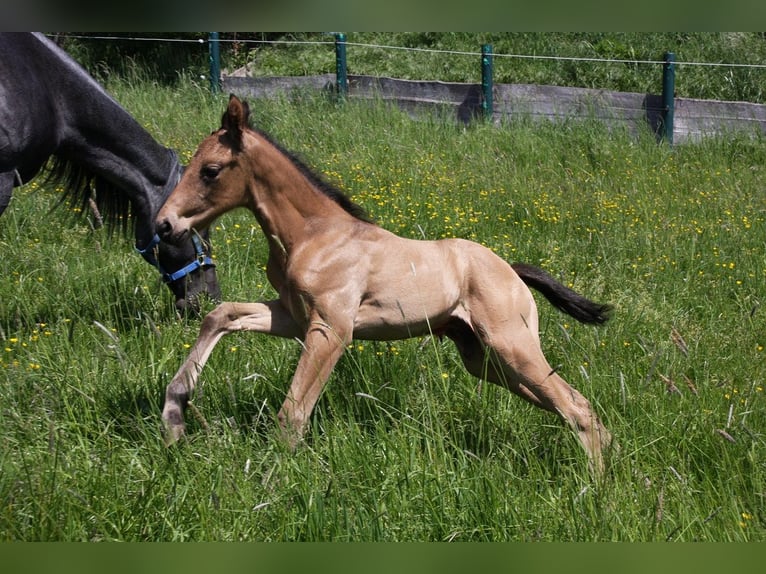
[481,44,494,121]
[661,51,675,144]
[335,33,348,100]
[208,32,221,94]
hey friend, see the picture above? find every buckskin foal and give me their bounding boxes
[157,95,614,473]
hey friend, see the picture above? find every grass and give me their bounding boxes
[1,75,765,541]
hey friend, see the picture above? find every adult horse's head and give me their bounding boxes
[136,156,222,314]
[0,33,223,316]
[153,237,222,314]
[137,230,221,316]
[157,95,254,246]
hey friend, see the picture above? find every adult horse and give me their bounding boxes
[0,32,221,312]
[157,95,615,473]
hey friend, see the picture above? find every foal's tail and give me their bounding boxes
[511,262,613,325]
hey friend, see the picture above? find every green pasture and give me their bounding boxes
[0,76,764,541]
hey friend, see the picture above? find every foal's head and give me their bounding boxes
[157,94,253,245]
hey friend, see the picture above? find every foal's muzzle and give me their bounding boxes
[156,218,174,242]
[156,217,190,246]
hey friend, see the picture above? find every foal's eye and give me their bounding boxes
[200,165,221,181]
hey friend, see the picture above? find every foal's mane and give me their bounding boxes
[254,128,374,224]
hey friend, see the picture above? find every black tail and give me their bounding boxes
[511,263,612,325]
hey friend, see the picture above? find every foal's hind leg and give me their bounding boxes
[450,318,611,474]
[504,341,611,474]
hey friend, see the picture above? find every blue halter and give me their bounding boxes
[136,233,215,283]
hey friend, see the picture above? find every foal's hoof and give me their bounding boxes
[588,457,606,478]
[162,408,187,446]
[163,423,186,447]
[276,421,304,452]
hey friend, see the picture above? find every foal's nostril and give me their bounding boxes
[157,218,173,240]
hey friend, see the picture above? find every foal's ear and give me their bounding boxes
[221,94,250,149]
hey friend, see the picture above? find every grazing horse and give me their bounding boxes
[157,95,614,473]
[0,32,221,312]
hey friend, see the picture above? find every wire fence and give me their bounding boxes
[53,33,766,144]
[56,33,766,72]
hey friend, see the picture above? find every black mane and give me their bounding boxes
[255,128,374,224]
[4,33,179,238]
[48,156,134,235]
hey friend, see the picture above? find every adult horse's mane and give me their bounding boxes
[47,154,142,236]
[253,127,374,224]
[22,33,179,237]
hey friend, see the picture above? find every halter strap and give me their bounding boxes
[136,233,162,268]
[136,233,215,283]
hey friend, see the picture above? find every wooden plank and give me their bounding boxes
[222,74,766,142]
[674,97,766,143]
[223,75,336,99]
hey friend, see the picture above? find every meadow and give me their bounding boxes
[0,74,764,541]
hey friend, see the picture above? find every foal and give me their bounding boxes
[157,95,614,473]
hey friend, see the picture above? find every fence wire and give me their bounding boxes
[54,34,766,71]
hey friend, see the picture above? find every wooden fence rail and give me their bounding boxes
[222,73,766,145]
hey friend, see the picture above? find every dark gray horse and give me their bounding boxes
[0,32,221,312]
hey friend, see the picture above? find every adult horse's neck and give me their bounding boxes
[32,33,179,248]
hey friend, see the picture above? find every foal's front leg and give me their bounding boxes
[277,314,352,448]
[162,300,301,444]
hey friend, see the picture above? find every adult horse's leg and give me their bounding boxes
[162,300,302,443]
[0,172,14,216]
